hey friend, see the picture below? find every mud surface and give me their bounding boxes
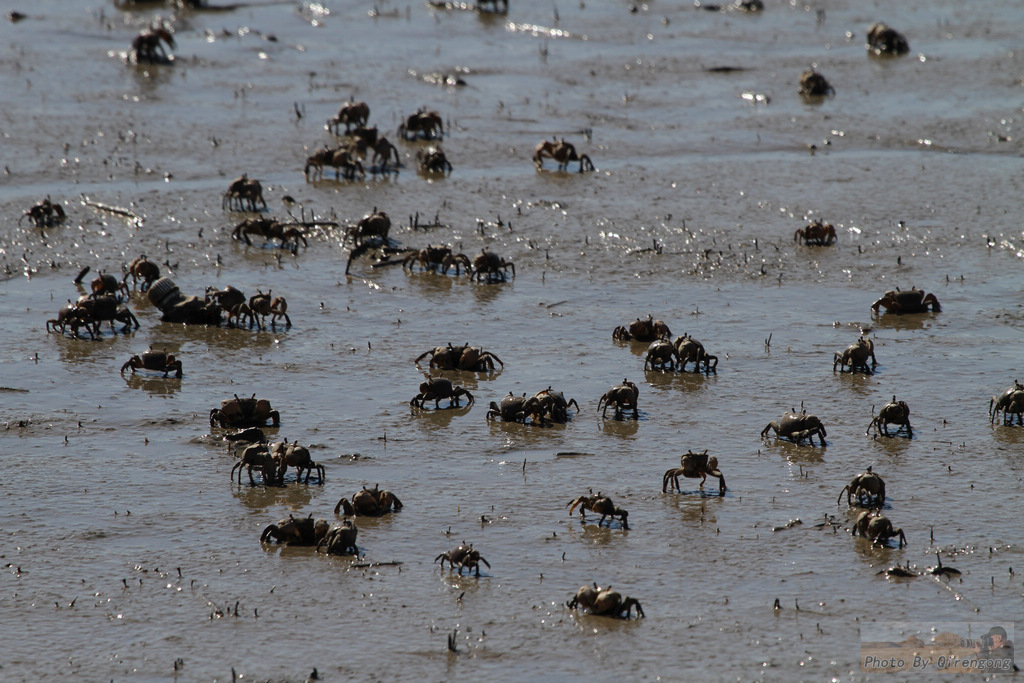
[1,0,1023,680]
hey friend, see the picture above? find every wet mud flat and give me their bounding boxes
[1,0,1024,681]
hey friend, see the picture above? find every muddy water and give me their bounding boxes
[1,0,1023,680]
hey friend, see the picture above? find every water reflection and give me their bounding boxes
[598,416,640,438]
[644,368,716,393]
[661,496,721,523]
[123,372,182,396]
[410,404,474,431]
[231,482,316,512]
[869,312,935,332]
[566,520,628,543]
[767,439,826,463]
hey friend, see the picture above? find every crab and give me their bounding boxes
[120,350,183,378]
[205,285,246,315]
[794,219,836,246]
[123,256,160,292]
[837,467,886,508]
[403,246,472,275]
[673,334,719,373]
[131,27,175,64]
[46,302,96,339]
[327,101,370,135]
[867,396,912,437]
[410,377,474,409]
[416,343,504,372]
[533,138,594,172]
[248,290,291,329]
[231,442,279,486]
[990,380,1024,425]
[330,147,366,181]
[567,584,644,619]
[398,108,444,140]
[222,174,267,212]
[224,427,266,447]
[210,394,280,429]
[75,295,140,335]
[761,410,827,446]
[486,392,537,423]
[470,250,515,283]
[866,22,909,56]
[20,196,66,228]
[316,519,359,556]
[598,379,639,419]
[271,440,325,484]
[643,339,677,371]
[231,218,307,250]
[304,146,365,181]
[613,315,672,343]
[798,70,834,97]
[89,272,128,300]
[852,510,907,548]
[417,146,452,174]
[260,514,330,545]
[567,493,629,529]
[334,484,403,516]
[834,337,877,374]
[530,387,580,423]
[345,208,391,247]
[870,288,940,314]
[663,450,726,493]
[435,543,490,576]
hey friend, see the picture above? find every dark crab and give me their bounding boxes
[870,288,940,315]
[210,394,280,429]
[533,138,594,173]
[410,377,474,409]
[834,337,877,374]
[794,219,836,245]
[567,493,629,529]
[761,410,827,446]
[334,484,403,517]
[417,146,452,174]
[120,350,183,378]
[613,315,672,342]
[852,510,907,548]
[435,543,489,576]
[798,70,834,97]
[837,467,886,508]
[567,584,644,619]
[470,250,515,283]
[402,246,471,275]
[20,196,66,228]
[260,514,329,545]
[316,520,359,556]
[867,22,909,56]
[598,379,639,419]
[990,380,1024,426]
[673,334,718,374]
[867,396,912,437]
[663,450,726,494]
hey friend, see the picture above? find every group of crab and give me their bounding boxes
[204,285,291,330]
[615,316,720,375]
[795,22,909,105]
[207,396,401,557]
[45,260,156,339]
[401,247,516,283]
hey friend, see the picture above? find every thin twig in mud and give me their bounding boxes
[350,561,404,568]
[80,196,143,227]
